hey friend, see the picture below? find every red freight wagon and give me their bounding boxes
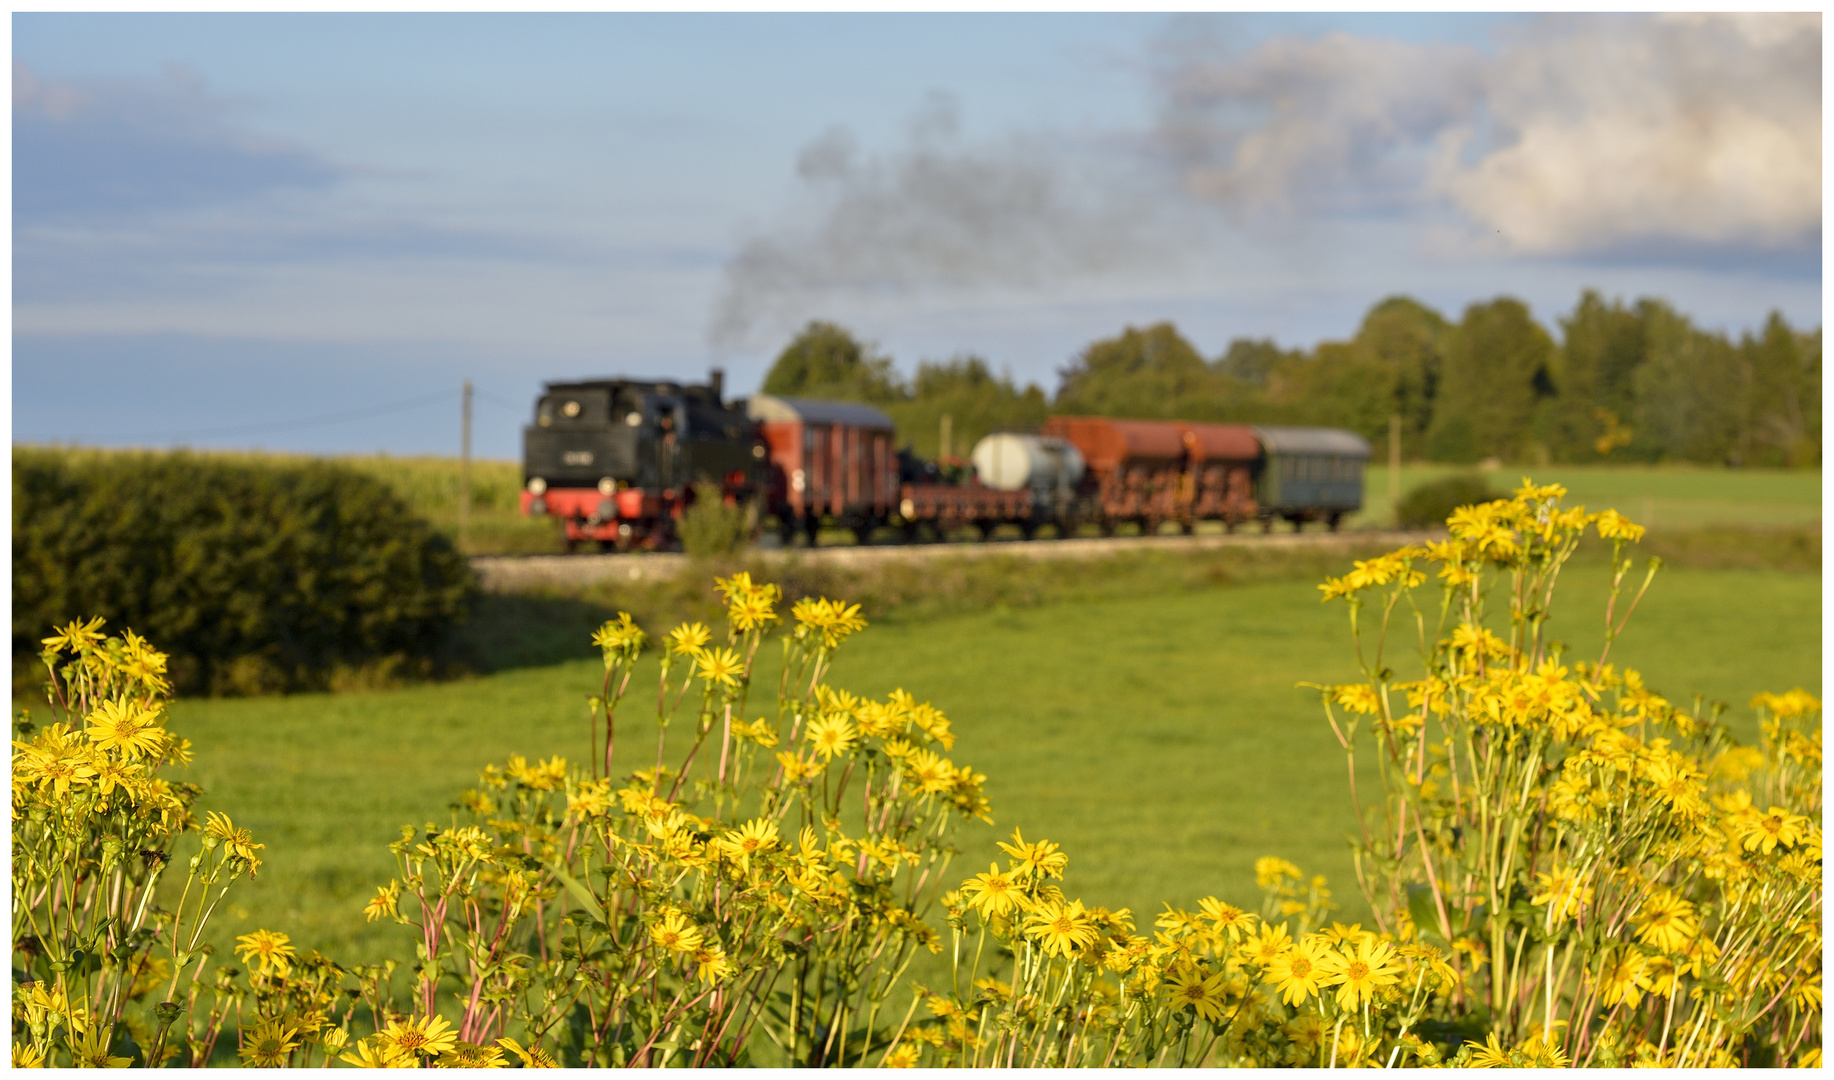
[747,394,900,544]
[1178,422,1261,527]
[1042,415,1261,531]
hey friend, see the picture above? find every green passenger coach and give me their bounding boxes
[1251,426,1373,530]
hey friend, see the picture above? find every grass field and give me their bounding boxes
[1353,463,1823,531]
[157,556,1820,975]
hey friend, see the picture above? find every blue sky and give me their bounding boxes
[13,13,1822,458]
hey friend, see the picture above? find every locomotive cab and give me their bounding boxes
[521,369,765,549]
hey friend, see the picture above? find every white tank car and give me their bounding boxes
[971,433,1086,493]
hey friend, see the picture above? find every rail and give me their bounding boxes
[469,527,1446,591]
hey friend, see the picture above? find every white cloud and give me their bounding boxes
[1154,13,1821,256]
[1434,14,1820,254]
[1154,32,1483,213]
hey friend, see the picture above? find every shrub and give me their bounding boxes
[1395,471,1499,528]
[676,482,754,558]
[12,448,473,695]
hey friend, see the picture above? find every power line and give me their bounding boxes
[38,390,461,442]
[472,388,529,414]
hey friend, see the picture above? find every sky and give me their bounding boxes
[11,12,1824,459]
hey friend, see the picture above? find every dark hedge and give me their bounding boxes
[1395,472,1503,530]
[13,449,475,695]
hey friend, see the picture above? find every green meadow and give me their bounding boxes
[160,556,1820,971]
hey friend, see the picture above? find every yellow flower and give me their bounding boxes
[694,647,745,688]
[717,818,780,868]
[726,585,781,632]
[1253,856,1302,889]
[1240,922,1293,968]
[234,929,296,976]
[1166,963,1230,1022]
[13,1040,46,1068]
[1736,806,1810,854]
[882,1042,921,1068]
[909,702,955,749]
[1332,684,1383,715]
[731,717,779,747]
[905,749,956,794]
[961,863,1026,919]
[377,1015,459,1063]
[1466,1032,1510,1068]
[1596,947,1651,1008]
[84,697,166,759]
[363,881,402,923]
[666,621,712,656]
[1632,891,1697,954]
[1023,898,1097,957]
[437,1040,507,1067]
[496,1038,560,1068]
[66,1023,133,1068]
[1530,866,1592,922]
[693,945,733,985]
[997,829,1068,881]
[805,713,857,760]
[41,615,109,655]
[591,613,645,658]
[1318,934,1405,1011]
[341,1036,411,1068]
[204,811,266,871]
[239,1017,302,1067]
[1319,573,1360,603]
[791,597,868,648]
[1593,508,1646,542]
[650,910,705,954]
[1199,897,1259,942]
[1262,937,1331,1005]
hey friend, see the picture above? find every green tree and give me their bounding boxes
[1545,291,1653,462]
[1426,298,1557,463]
[1054,322,1214,417]
[884,356,1049,459]
[1351,296,1449,456]
[761,320,906,404]
[1739,313,1821,467]
[1631,302,1743,464]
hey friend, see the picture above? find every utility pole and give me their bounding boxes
[1388,413,1402,526]
[460,380,473,554]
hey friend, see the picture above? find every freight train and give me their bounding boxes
[520,369,1371,551]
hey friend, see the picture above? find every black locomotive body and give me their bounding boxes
[520,370,767,550]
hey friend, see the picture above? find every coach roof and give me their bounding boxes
[747,394,896,430]
[1251,426,1374,457]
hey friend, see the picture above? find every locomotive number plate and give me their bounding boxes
[562,450,594,466]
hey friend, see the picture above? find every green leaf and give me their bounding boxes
[544,860,606,926]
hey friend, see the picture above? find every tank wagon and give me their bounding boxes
[519,372,1372,547]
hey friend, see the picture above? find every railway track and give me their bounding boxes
[470,527,1444,592]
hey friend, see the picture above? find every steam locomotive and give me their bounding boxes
[520,369,1371,551]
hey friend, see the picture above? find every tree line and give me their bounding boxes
[759,291,1821,467]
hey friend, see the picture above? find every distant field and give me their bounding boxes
[17,446,1816,555]
[1354,463,1822,531]
[158,557,1821,971]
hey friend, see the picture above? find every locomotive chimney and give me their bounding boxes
[708,366,725,403]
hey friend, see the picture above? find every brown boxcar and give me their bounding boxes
[1178,422,1261,527]
[747,394,900,543]
[1043,415,1261,531]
